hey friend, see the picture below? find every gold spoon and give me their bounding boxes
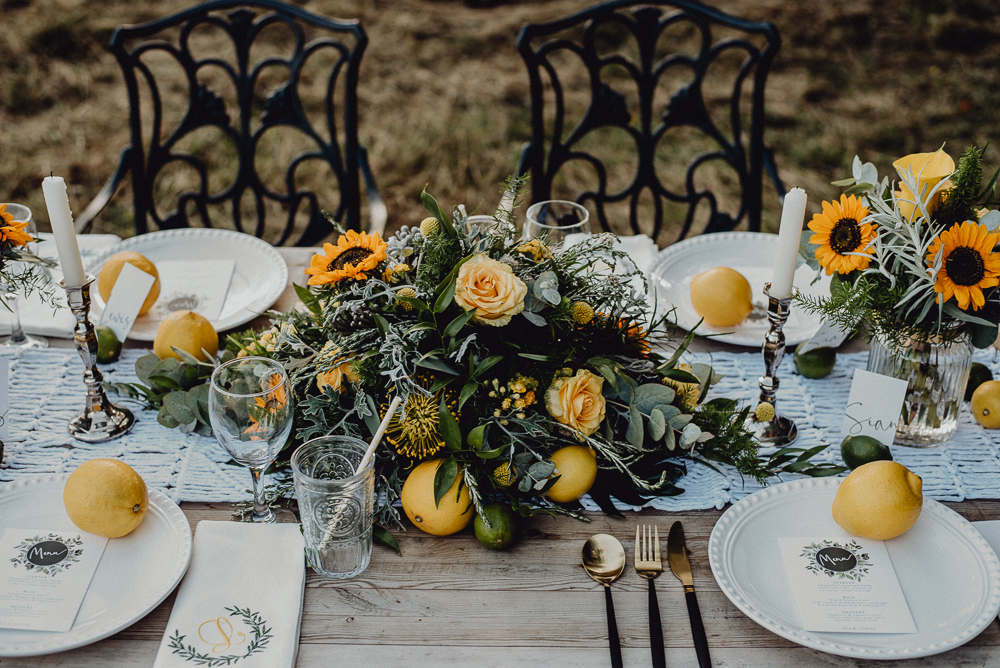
[582,534,626,668]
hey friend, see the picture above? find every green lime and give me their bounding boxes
[965,362,994,401]
[95,325,122,364]
[840,434,893,470]
[794,342,836,379]
[473,502,518,550]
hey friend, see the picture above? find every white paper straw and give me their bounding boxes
[356,395,403,474]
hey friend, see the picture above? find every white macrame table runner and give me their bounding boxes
[2,347,999,510]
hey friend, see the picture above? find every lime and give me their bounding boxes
[965,363,994,401]
[473,502,518,550]
[840,434,893,470]
[793,342,836,379]
[95,325,122,364]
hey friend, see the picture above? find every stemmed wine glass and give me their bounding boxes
[522,200,592,246]
[1,203,47,349]
[209,357,294,523]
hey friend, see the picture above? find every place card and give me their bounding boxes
[842,369,908,441]
[779,536,916,634]
[798,319,849,354]
[0,528,108,632]
[146,260,235,322]
[99,261,157,342]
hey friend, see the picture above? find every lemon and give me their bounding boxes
[793,342,836,379]
[831,461,923,540]
[97,251,161,316]
[400,459,473,536]
[970,380,1000,429]
[474,502,519,550]
[840,434,892,470]
[689,267,753,328]
[63,459,148,538]
[95,325,122,364]
[545,445,598,503]
[153,310,219,361]
[965,363,994,401]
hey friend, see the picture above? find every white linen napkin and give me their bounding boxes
[0,234,121,338]
[153,521,306,668]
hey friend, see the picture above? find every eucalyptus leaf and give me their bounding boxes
[632,383,676,413]
[135,354,161,385]
[626,404,644,447]
[163,391,196,424]
[649,408,666,441]
[178,419,198,434]
[148,374,182,391]
[157,407,180,429]
[529,460,556,479]
[669,414,693,430]
[540,289,561,305]
[679,423,702,447]
[981,209,1000,231]
[521,311,546,326]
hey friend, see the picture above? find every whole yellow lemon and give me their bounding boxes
[831,461,923,540]
[153,310,219,361]
[63,459,148,538]
[400,459,473,536]
[971,380,1000,429]
[689,267,753,328]
[545,445,598,503]
[97,251,161,315]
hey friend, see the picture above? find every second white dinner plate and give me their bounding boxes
[648,231,832,347]
[0,474,192,657]
[709,477,1000,659]
[86,228,289,341]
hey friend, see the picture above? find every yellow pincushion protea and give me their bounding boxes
[755,402,775,422]
[570,301,594,324]
[305,230,387,286]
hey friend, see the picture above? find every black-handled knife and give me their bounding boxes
[667,520,712,668]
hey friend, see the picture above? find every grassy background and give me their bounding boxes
[2,0,998,242]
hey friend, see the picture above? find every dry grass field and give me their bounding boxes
[2,0,999,242]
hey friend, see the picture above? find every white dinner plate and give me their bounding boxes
[86,228,289,341]
[0,474,192,657]
[648,231,831,347]
[709,477,1000,660]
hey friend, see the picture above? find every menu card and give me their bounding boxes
[779,536,916,634]
[0,528,108,632]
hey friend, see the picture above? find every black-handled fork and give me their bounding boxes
[635,524,666,668]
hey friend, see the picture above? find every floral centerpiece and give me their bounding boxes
[800,145,999,445]
[223,182,836,541]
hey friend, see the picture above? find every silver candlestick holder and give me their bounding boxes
[747,283,798,445]
[60,276,135,442]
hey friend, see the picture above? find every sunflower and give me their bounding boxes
[808,194,877,275]
[243,373,288,439]
[384,378,458,460]
[619,317,650,356]
[305,230,388,286]
[0,204,32,248]
[925,221,1000,311]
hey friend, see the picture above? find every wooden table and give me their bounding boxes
[4,502,1000,668]
[15,248,1000,667]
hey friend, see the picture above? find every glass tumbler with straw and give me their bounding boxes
[522,200,592,247]
[291,436,375,579]
[209,357,293,523]
[1,203,47,349]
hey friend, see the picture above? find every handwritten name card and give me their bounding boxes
[99,261,157,342]
[842,369,908,441]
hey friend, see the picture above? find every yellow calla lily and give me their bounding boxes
[892,148,955,221]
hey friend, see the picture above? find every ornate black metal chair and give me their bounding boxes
[516,0,785,246]
[76,0,385,246]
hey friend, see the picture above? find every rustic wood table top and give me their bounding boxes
[5,502,1000,668]
[18,247,999,667]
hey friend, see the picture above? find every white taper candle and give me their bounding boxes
[42,176,87,287]
[770,187,808,299]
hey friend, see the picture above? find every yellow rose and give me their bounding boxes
[544,369,606,438]
[453,253,527,326]
[893,148,955,221]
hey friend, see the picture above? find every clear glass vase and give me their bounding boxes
[866,331,973,447]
